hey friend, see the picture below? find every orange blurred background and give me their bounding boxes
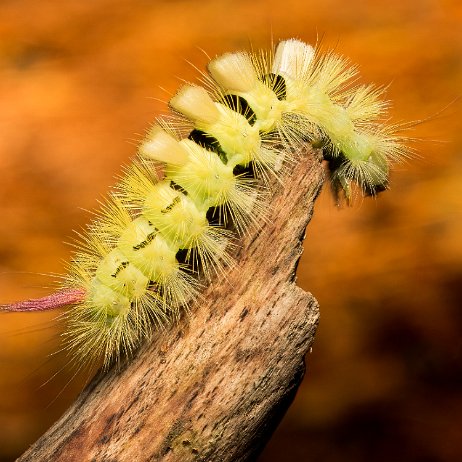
[0,1,461,461]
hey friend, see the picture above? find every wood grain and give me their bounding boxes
[17,147,324,462]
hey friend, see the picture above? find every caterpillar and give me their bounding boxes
[2,38,409,371]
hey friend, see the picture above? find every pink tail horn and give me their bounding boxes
[1,288,85,312]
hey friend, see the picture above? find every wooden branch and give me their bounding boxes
[17,147,324,462]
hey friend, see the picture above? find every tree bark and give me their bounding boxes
[17,146,324,462]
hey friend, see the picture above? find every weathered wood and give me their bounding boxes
[17,147,324,462]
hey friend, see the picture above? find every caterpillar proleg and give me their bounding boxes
[2,38,410,370]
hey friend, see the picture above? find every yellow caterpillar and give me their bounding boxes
[2,39,410,370]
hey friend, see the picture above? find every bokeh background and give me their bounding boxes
[0,1,461,461]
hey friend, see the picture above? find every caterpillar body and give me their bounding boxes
[3,39,409,370]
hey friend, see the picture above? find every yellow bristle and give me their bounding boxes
[169,84,219,124]
[208,52,258,92]
[139,126,189,166]
[272,39,315,79]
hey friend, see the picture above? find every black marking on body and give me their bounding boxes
[147,281,161,295]
[170,180,188,195]
[161,196,181,214]
[188,129,228,164]
[324,149,388,197]
[205,206,222,228]
[233,162,256,179]
[220,94,256,126]
[263,73,287,100]
[111,261,129,278]
[175,247,205,277]
[133,231,157,251]
[323,148,345,169]
[175,248,188,265]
